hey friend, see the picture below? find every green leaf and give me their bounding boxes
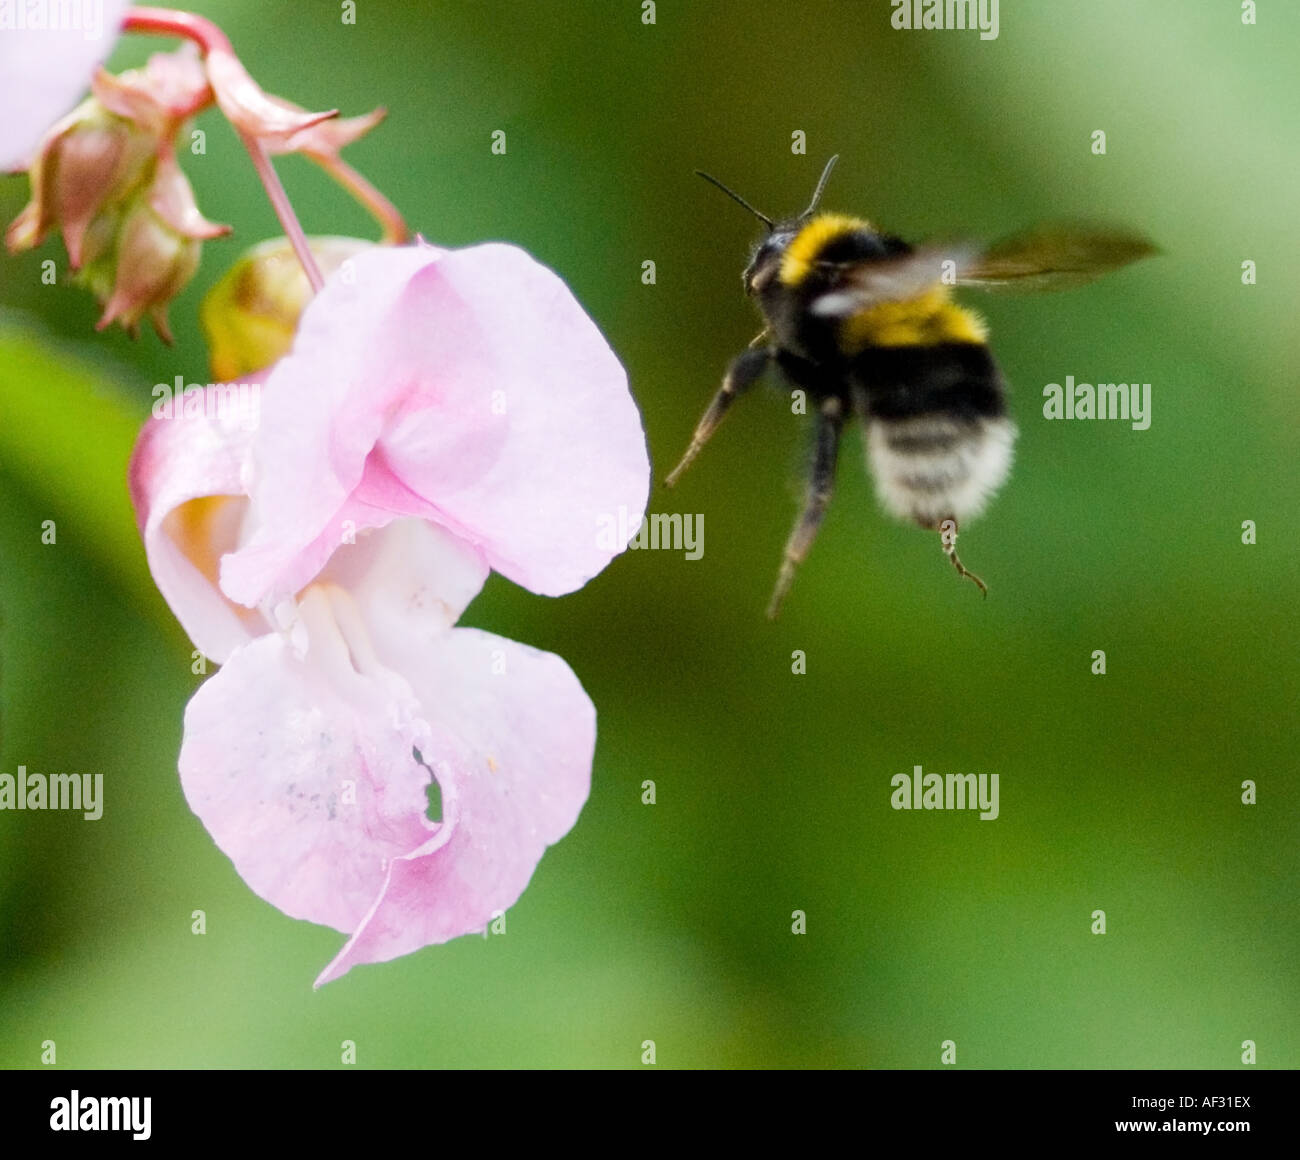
[0,320,152,600]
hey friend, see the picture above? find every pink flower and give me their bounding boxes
[130,244,649,984]
[0,0,130,172]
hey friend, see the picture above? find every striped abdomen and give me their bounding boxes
[855,342,1016,528]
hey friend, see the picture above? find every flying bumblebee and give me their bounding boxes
[665,155,1156,618]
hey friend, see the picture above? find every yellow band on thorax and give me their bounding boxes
[842,287,988,350]
[779,214,872,287]
[779,213,989,349]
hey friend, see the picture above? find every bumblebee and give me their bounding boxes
[665,155,1156,618]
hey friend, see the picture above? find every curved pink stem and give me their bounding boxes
[239,132,325,291]
[312,154,410,244]
[122,7,232,54]
[123,7,324,292]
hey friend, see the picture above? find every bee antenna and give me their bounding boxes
[694,170,774,230]
[800,154,840,219]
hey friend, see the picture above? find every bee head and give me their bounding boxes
[696,155,841,297]
[743,229,797,296]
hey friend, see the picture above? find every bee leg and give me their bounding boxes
[938,517,988,597]
[665,347,770,488]
[767,396,845,619]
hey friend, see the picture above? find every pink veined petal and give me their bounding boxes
[377,244,650,596]
[217,245,444,607]
[128,381,264,664]
[0,3,130,172]
[221,442,467,611]
[315,627,595,985]
[179,594,443,934]
[219,243,649,609]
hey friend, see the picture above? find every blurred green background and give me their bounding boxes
[1,0,1296,1068]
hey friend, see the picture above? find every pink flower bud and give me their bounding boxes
[4,98,154,267]
[90,195,200,341]
[90,44,211,137]
[80,155,229,341]
[6,43,231,339]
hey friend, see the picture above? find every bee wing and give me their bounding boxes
[956,222,1158,292]
[810,224,1156,318]
[809,245,979,318]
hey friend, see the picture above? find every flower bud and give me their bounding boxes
[90,45,211,139]
[201,236,374,380]
[4,97,154,266]
[89,198,199,340]
[6,46,228,340]
[78,155,230,342]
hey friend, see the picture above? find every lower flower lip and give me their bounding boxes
[177,529,596,985]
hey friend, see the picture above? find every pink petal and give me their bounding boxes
[89,48,211,130]
[315,627,595,985]
[220,243,649,608]
[139,44,211,117]
[148,152,231,240]
[128,381,264,664]
[178,597,440,933]
[47,118,129,266]
[316,517,489,640]
[0,2,130,171]
[217,245,447,605]
[270,107,387,159]
[205,50,336,143]
[380,245,650,595]
[223,440,461,611]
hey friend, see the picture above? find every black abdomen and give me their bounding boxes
[855,342,1008,421]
